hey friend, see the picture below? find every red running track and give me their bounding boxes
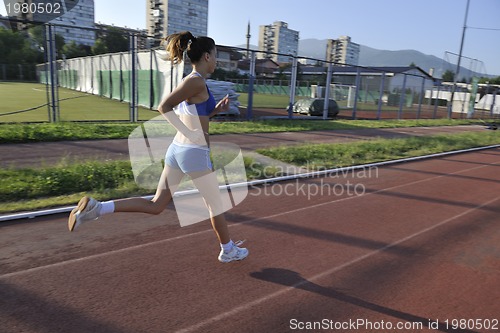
[0,148,499,333]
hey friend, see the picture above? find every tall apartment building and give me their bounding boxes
[258,21,299,64]
[326,36,360,66]
[147,0,208,42]
[13,0,95,46]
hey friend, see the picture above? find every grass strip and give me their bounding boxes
[0,161,134,202]
[0,157,271,213]
[0,119,486,144]
[0,122,138,143]
[1,131,498,214]
[256,131,500,170]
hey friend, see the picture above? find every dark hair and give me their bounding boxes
[163,31,215,64]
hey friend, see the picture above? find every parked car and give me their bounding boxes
[292,98,339,117]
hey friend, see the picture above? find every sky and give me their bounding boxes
[2,0,500,75]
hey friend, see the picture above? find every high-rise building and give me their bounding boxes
[147,0,208,42]
[258,21,299,64]
[12,0,95,46]
[326,36,360,66]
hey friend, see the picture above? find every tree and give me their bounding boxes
[442,70,455,82]
[28,25,65,59]
[210,68,228,81]
[92,39,108,55]
[62,41,91,59]
[0,28,44,79]
[102,27,129,53]
[478,76,500,85]
[276,63,290,81]
[0,28,43,64]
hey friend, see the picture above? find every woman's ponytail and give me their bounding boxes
[163,31,215,64]
[163,31,196,64]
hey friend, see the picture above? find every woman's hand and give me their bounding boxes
[213,94,230,116]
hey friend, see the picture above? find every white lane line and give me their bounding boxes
[2,146,499,223]
[0,160,498,279]
[177,195,500,333]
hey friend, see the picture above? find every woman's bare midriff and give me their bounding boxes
[174,114,211,146]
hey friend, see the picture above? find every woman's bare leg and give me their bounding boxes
[188,170,230,244]
[113,165,185,215]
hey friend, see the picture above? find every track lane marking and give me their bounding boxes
[0,159,498,279]
[177,195,500,333]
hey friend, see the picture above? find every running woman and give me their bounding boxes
[68,31,248,263]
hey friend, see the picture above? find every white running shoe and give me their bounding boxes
[218,240,249,263]
[68,196,102,231]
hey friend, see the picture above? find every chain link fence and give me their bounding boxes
[1,19,498,123]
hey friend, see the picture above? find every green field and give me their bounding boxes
[1,82,348,122]
[0,82,482,123]
[0,83,295,123]
[0,82,158,122]
[237,92,302,109]
[1,83,295,123]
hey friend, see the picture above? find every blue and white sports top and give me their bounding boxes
[176,72,216,117]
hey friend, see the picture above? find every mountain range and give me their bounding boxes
[298,38,463,78]
[240,38,490,79]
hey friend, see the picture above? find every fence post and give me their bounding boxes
[99,55,103,97]
[490,89,497,118]
[482,82,490,110]
[433,84,441,119]
[246,51,256,120]
[129,33,138,122]
[18,64,23,81]
[109,54,113,99]
[149,48,154,109]
[322,62,333,119]
[119,53,123,101]
[376,72,386,120]
[90,56,94,95]
[288,56,298,119]
[417,76,426,119]
[398,74,407,120]
[45,24,59,122]
[352,67,361,120]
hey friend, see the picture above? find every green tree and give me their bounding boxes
[102,27,129,53]
[62,41,90,59]
[442,70,455,82]
[92,38,108,55]
[478,76,500,85]
[0,28,43,79]
[28,25,65,59]
[276,63,291,81]
[0,28,43,64]
[210,68,227,81]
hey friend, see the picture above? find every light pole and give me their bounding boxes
[448,0,470,118]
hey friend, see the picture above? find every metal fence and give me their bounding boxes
[0,19,498,123]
